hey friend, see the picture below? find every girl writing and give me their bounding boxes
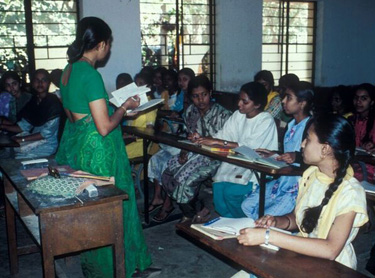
[238,114,368,269]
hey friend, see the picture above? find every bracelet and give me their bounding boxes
[285,215,291,230]
[22,138,25,142]
[119,106,127,115]
[264,228,270,245]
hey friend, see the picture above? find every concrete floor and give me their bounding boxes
[1,189,374,278]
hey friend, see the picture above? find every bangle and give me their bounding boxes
[119,106,127,115]
[265,228,270,245]
[21,138,25,142]
[285,215,291,230]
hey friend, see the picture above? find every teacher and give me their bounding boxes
[56,17,152,277]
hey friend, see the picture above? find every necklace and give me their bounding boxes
[80,56,95,67]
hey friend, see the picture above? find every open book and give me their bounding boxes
[228,146,288,169]
[109,82,164,112]
[191,217,291,250]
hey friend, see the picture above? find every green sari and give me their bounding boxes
[56,114,151,277]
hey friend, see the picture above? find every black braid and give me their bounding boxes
[301,114,355,234]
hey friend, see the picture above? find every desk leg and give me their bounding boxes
[5,197,18,275]
[258,173,266,217]
[143,139,150,224]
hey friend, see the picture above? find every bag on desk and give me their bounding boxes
[27,175,86,198]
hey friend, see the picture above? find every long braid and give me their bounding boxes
[301,114,355,234]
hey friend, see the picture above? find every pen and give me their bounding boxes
[203,217,221,226]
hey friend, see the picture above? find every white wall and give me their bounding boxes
[81,0,143,93]
[315,0,375,86]
[80,0,375,91]
[215,0,263,92]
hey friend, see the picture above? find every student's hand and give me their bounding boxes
[187,132,201,142]
[196,137,218,146]
[255,214,277,228]
[362,142,375,154]
[277,152,296,163]
[237,227,265,246]
[122,95,140,111]
[178,150,189,164]
[256,149,275,158]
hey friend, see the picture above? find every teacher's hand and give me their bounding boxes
[122,95,140,111]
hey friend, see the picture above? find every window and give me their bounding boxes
[262,0,316,83]
[140,0,215,83]
[0,0,78,78]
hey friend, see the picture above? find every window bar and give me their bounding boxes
[178,0,182,69]
[311,1,317,85]
[209,0,215,84]
[285,0,290,74]
[24,0,35,73]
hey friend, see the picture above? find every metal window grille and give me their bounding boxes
[140,0,216,84]
[0,0,78,78]
[262,0,316,84]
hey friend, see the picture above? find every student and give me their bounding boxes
[254,70,283,120]
[196,82,278,218]
[330,85,353,118]
[0,69,62,159]
[348,83,375,183]
[116,72,133,89]
[238,114,368,270]
[175,67,195,114]
[50,68,63,100]
[241,81,314,219]
[125,71,157,159]
[0,71,32,122]
[152,75,232,223]
[55,17,155,278]
[152,66,168,101]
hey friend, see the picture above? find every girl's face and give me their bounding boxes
[301,125,323,165]
[178,73,191,91]
[353,89,373,116]
[32,73,50,95]
[4,77,21,97]
[238,91,260,118]
[191,86,211,114]
[135,77,147,87]
[331,92,343,112]
[282,89,305,116]
[163,74,177,91]
[153,72,163,88]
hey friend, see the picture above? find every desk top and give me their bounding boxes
[176,222,370,278]
[123,126,302,176]
[0,133,20,147]
[0,157,128,215]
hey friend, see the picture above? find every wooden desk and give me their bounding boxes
[1,158,127,277]
[0,133,20,147]
[176,221,370,278]
[122,126,302,224]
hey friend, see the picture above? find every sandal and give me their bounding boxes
[142,203,163,214]
[152,207,175,223]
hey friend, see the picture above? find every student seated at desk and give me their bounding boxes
[241,81,314,219]
[152,75,232,223]
[0,69,62,159]
[196,82,278,218]
[123,71,158,159]
[1,71,32,123]
[348,83,375,183]
[238,114,368,270]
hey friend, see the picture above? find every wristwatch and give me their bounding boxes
[223,140,228,146]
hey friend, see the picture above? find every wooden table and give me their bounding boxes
[123,126,302,224]
[1,158,128,277]
[176,221,370,278]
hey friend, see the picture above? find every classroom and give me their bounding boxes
[1,0,375,277]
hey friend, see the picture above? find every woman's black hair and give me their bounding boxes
[254,70,275,89]
[67,17,112,64]
[187,74,212,97]
[240,81,268,111]
[0,71,22,92]
[354,83,375,143]
[31,69,51,83]
[287,81,315,115]
[301,114,355,234]
[134,72,153,87]
[178,67,195,81]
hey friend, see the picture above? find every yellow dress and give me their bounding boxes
[295,166,368,269]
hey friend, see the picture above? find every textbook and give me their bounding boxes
[191,217,292,251]
[109,82,164,112]
[177,140,234,154]
[228,146,288,169]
